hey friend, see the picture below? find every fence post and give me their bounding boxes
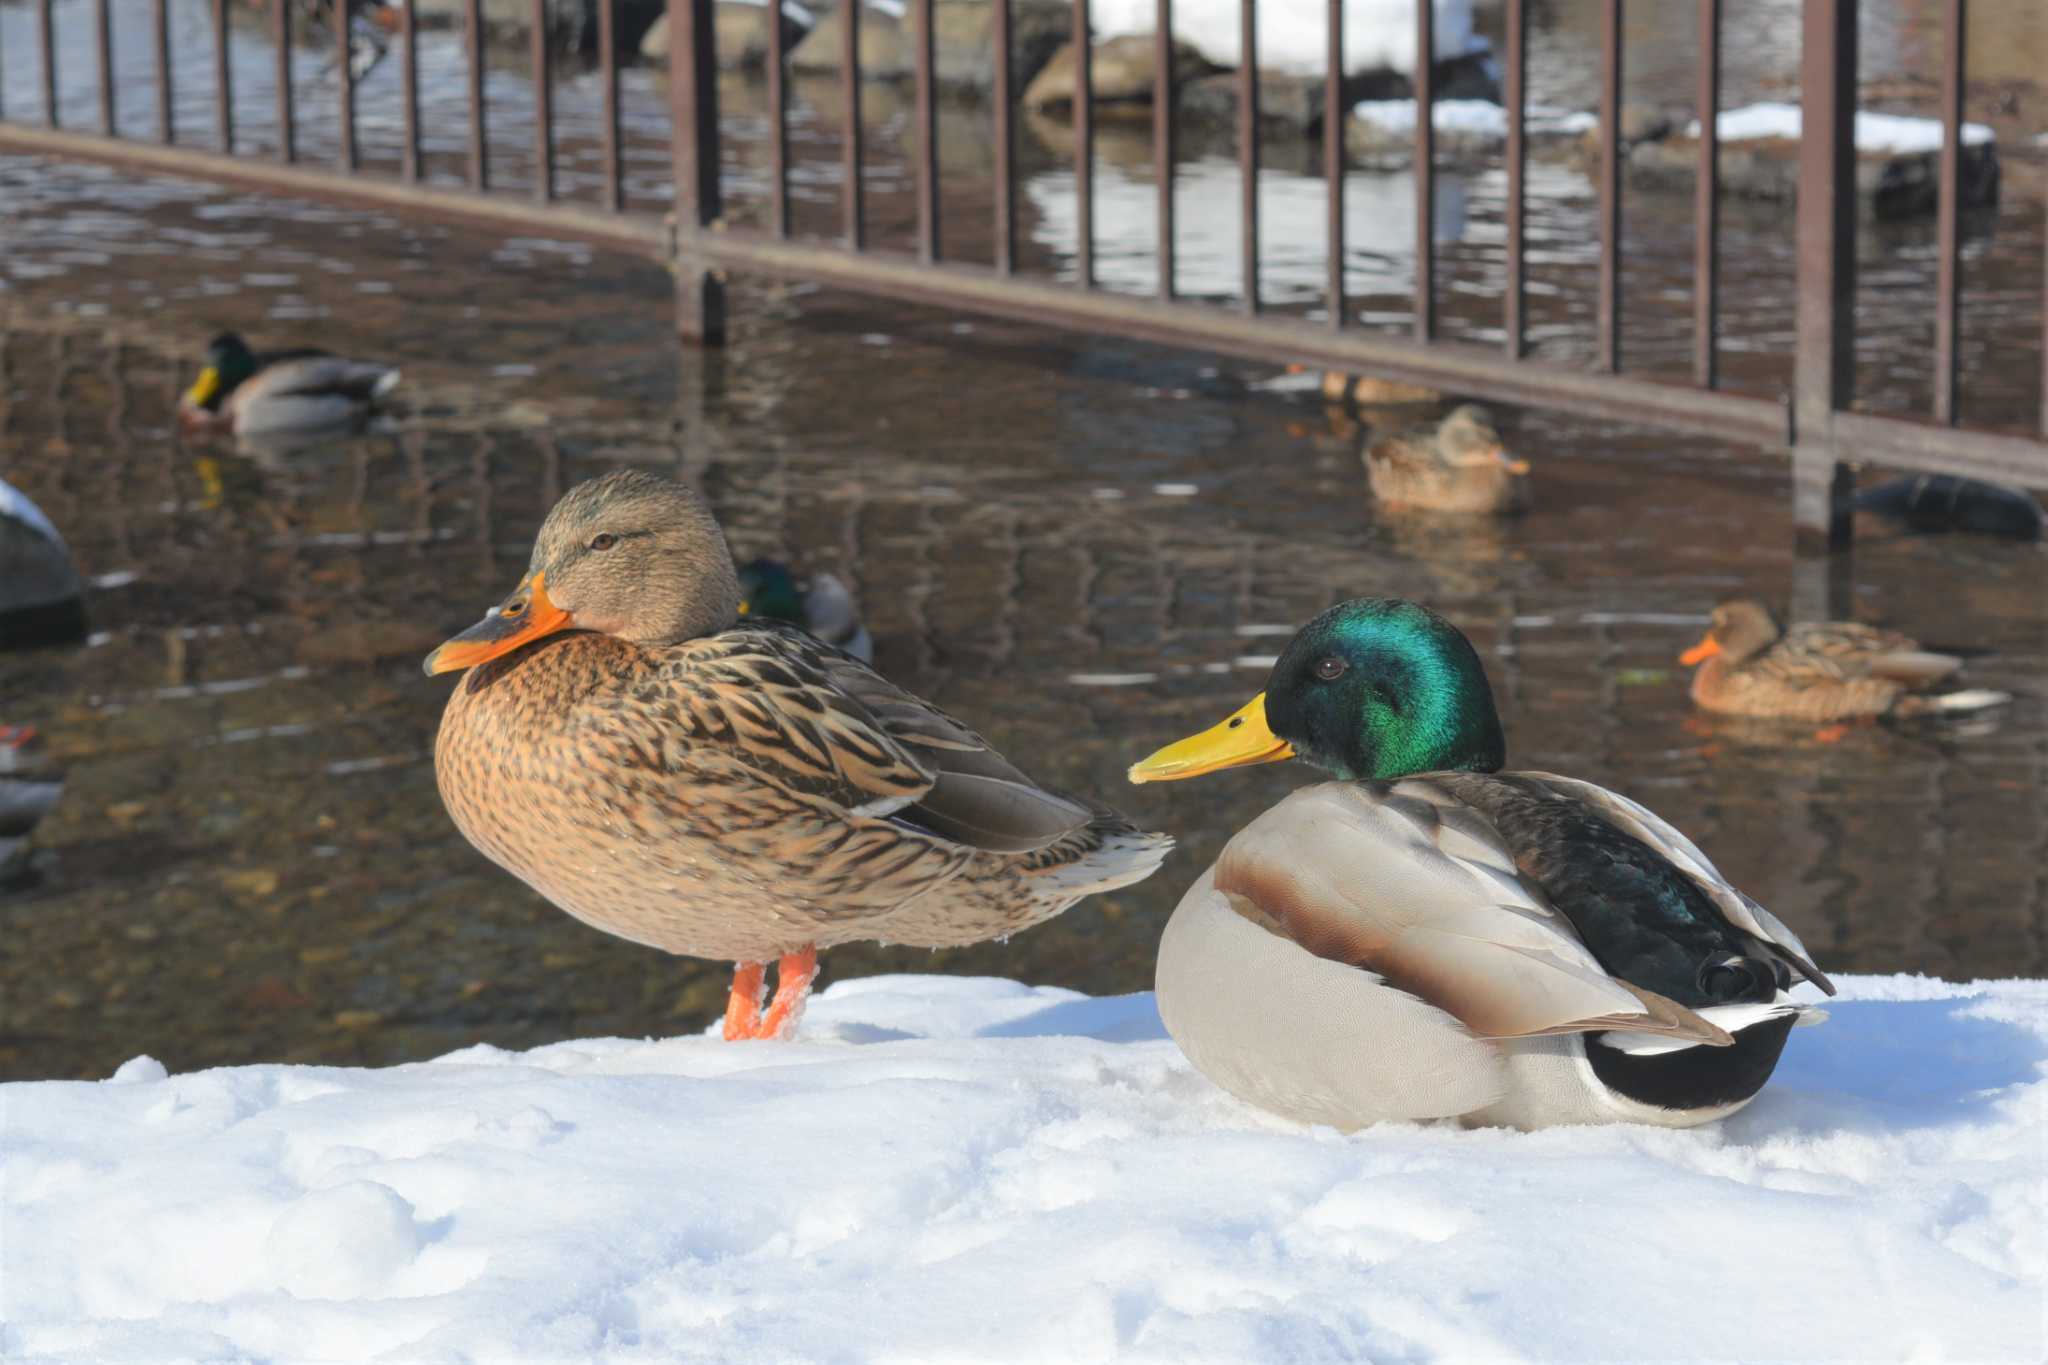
[1791,0,1857,554]
[669,0,725,346]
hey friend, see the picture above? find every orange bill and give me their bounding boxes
[1128,692,1295,784]
[1679,635,1722,667]
[423,571,572,676]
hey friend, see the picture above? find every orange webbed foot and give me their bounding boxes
[756,946,819,1041]
[722,961,766,1041]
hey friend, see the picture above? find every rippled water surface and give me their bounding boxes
[2,0,2045,1079]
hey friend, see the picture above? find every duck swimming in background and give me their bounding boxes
[0,477,87,651]
[0,726,63,887]
[1678,598,2008,725]
[1364,404,1531,515]
[1129,598,1832,1131]
[426,471,1171,1040]
[179,332,400,438]
[737,558,874,663]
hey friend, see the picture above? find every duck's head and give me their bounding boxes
[736,559,804,624]
[1130,598,1506,785]
[182,332,257,413]
[424,469,740,676]
[1436,405,1530,475]
[1679,599,1781,668]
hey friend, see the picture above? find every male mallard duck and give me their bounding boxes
[1678,599,2008,723]
[737,558,873,663]
[1,477,87,651]
[1364,404,1530,515]
[1128,598,1832,1131]
[426,470,1171,1040]
[179,332,400,437]
[0,725,63,886]
[1855,474,2042,541]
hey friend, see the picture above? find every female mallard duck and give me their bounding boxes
[1128,598,1832,1131]
[1364,404,1531,515]
[737,558,873,663]
[426,470,1170,1040]
[1,476,87,651]
[1678,598,2007,723]
[179,332,400,437]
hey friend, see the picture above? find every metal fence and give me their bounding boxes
[2,0,2043,544]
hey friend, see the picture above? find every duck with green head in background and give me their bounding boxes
[1129,597,1833,1132]
[178,332,401,439]
[737,559,873,663]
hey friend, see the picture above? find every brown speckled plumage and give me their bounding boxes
[1682,599,1970,722]
[430,471,1171,981]
[1364,405,1531,515]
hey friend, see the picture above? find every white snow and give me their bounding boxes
[1686,101,1996,154]
[1352,96,1510,135]
[4,972,2043,1362]
[1090,0,1485,78]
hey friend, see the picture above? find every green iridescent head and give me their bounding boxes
[736,559,804,624]
[1130,598,1506,785]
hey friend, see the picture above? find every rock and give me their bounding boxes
[643,2,812,70]
[1022,35,1215,116]
[1855,474,2043,540]
[1617,103,2002,220]
[789,0,1069,96]
[412,0,621,50]
[1345,97,1508,169]
[1177,51,1498,139]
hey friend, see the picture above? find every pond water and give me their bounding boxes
[1,0,2044,1079]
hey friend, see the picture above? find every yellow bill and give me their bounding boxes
[1128,692,1296,784]
[424,571,574,675]
[184,366,222,409]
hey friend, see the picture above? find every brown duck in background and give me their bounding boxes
[1678,599,2008,726]
[1364,404,1531,515]
[425,470,1171,1041]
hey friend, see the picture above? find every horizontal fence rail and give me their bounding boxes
[0,0,2042,543]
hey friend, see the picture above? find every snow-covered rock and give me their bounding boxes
[4,973,2042,1361]
[1686,101,1996,154]
[1091,0,1483,78]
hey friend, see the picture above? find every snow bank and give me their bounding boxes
[1686,101,1996,154]
[4,974,2043,1363]
[1091,0,1484,78]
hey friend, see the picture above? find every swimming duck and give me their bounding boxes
[1364,404,1530,515]
[1678,599,2007,723]
[179,332,400,438]
[0,725,63,886]
[0,477,87,651]
[1128,598,1832,1131]
[737,558,874,663]
[426,470,1171,1040]
[1855,474,2042,541]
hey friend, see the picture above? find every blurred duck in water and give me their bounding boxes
[1678,599,2008,727]
[1,477,86,651]
[0,726,63,887]
[737,559,873,663]
[425,471,1169,1040]
[178,332,401,440]
[1854,474,2042,541]
[1129,598,1833,1132]
[1363,404,1531,515]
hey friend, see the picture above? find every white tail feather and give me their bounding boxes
[1919,688,2010,713]
[371,369,402,399]
[1595,997,1821,1057]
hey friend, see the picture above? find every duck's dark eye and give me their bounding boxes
[1313,657,1347,682]
[588,533,618,552]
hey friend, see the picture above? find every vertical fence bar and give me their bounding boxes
[154,0,172,141]
[1412,0,1433,339]
[1323,0,1341,328]
[400,0,420,181]
[1503,0,1525,356]
[670,0,724,342]
[1238,0,1258,313]
[1932,0,1964,426]
[840,0,862,249]
[532,0,553,200]
[1155,0,1174,300]
[596,0,618,205]
[1693,0,1719,388]
[1596,0,1621,371]
[466,0,487,188]
[993,0,1014,272]
[210,0,233,150]
[274,0,295,161]
[1073,0,1093,287]
[37,0,56,128]
[765,0,786,232]
[1793,0,1858,546]
[336,0,355,167]
[914,0,938,261]
[99,0,118,134]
